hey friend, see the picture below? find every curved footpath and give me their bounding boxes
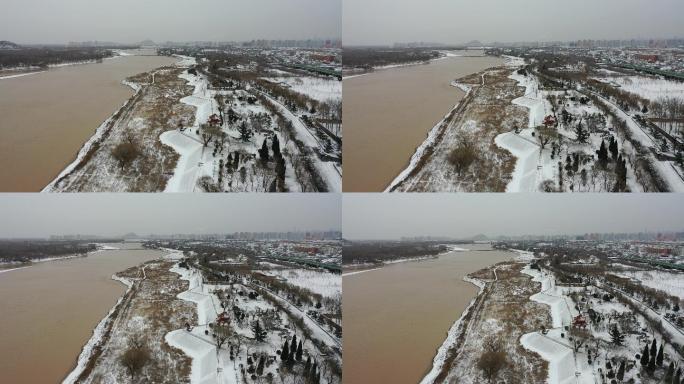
[493,70,553,192]
[165,258,238,384]
[519,267,594,384]
[159,67,212,193]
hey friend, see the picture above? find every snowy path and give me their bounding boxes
[161,72,213,192]
[257,92,341,192]
[494,71,552,192]
[597,282,684,347]
[160,130,205,192]
[495,132,541,192]
[166,265,238,384]
[251,282,341,350]
[585,90,684,192]
[520,267,595,384]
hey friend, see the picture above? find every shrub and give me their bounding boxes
[447,135,478,174]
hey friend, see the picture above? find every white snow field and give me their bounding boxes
[613,270,684,300]
[259,268,340,299]
[595,75,684,103]
[520,267,594,384]
[264,76,341,103]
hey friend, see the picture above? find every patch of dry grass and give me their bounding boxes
[78,261,195,384]
[437,262,550,383]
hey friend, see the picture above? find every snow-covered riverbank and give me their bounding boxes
[344,246,470,276]
[420,274,486,384]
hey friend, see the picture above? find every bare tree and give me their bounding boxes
[201,123,222,147]
[477,338,507,383]
[120,335,151,379]
[111,135,142,170]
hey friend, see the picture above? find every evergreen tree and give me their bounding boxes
[238,121,252,142]
[617,361,625,381]
[252,320,267,342]
[296,340,303,361]
[609,136,619,160]
[233,152,240,170]
[281,340,289,362]
[609,324,624,345]
[656,343,664,366]
[641,344,650,367]
[258,139,270,163]
[286,336,295,368]
[614,155,627,192]
[256,355,265,376]
[648,349,656,373]
[310,361,318,381]
[574,121,590,143]
[597,140,609,167]
[275,155,286,190]
[650,339,657,359]
[272,135,281,157]
[304,355,311,376]
[665,362,674,381]
[290,334,298,356]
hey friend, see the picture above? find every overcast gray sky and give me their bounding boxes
[0,194,340,238]
[343,194,684,240]
[1,0,341,44]
[344,0,684,46]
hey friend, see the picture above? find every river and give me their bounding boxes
[342,244,513,384]
[342,51,504,191]
[0,52,178,191]
[0,243,164,383]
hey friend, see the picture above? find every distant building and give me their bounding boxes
[636,54,659,63]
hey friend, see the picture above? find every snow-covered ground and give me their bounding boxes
[161,67,340,192]
[520,266,594,384]
[42,79,141,192]
[594,75,684,103]
[263,76,341,103]
[612,269,684,300]
[260,92,341,191]
[494,71,554,192]
[0,266,29,274]
[0,70,46,80]
[591,91,684,192]
[341,268,382,277]
[258,268,340,299]
[166,265,237,384]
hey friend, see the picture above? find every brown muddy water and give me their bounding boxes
[343,52,504,191]
[0,243,163,383]
[342,244,513,384]
[0,54,177,191]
